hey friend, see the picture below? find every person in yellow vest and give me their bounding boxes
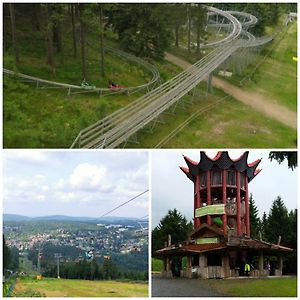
[244,262,250,277]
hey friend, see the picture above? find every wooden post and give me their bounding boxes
[168,234,171,247]
[259,251,264,276]
[245,174,250,237]
[222,170,227,235]
[277,255,283,275]
[166,256,171,272]
[206,170,211,225]
[195,175,201,228]
[222,252,230,278]
[236,172,241,236]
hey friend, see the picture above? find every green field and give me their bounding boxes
[152,258,163,272]
[240,22,297,111]
[13,276,148,297]
[3,58,180,148]
[207,277,297,297]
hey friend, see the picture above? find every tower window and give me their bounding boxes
[240,174,245,189]
[200,172,207,188]
[227,170,236,186]
[211,170,222,185]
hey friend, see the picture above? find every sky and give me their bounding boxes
[3,150,149,218]
[151,150,297,228]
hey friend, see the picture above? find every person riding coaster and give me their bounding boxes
[108,80,125,89]
[81,79,96,89]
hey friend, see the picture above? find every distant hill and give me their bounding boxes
[3,214,31,221]
[3,214,147,226]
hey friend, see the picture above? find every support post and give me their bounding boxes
[236,172,241,236]
[245,174,250,237]
[259,251,264,276]
[222,170,227,235]
[222,252,230,278]
[207,73,213,94]
[206,170,211,225]
[166,256,171,272]
[277,255,283,276]
[195,175,201,228]
[199,254,207,279]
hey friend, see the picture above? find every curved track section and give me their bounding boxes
[71,7,282,148]
[3,46,160,96]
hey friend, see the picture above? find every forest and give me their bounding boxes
[4,3,293,81]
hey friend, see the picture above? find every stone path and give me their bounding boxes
[152,276,224,297]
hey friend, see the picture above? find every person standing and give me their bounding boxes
[244,262,250,277]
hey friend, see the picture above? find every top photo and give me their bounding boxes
[3,3,297,149]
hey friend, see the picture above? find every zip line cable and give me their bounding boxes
[100,190,149,218]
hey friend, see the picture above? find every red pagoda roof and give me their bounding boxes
[180,151,261,183]
[156,242,226,255]
[156,238,292,257]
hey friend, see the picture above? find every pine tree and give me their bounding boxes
[269,152,297,170]
[265,196,289,244]
[249,194,261,239]
[261,212,268,240]
[9,3,20,65]
[152,209,193,253]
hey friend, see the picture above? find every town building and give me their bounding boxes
[156,151,293,279]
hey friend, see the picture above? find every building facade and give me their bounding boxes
[156,152,292,279]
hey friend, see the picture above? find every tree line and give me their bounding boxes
[43,258,148,281]
[4,3,288,80]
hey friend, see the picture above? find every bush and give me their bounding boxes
[14,288,45,297]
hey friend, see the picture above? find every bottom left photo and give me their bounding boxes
[3,150,149,297]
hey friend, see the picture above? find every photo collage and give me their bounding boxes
[2,2,297,298]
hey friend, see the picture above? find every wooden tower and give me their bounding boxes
[180,151,261,238]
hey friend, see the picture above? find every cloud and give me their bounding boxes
[4,151,48,164]
[69,163,109,191]
[4,152,149,217]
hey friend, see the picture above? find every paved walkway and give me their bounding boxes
[152,277,223,297]
[165,52,297,130]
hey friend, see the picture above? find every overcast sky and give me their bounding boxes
[3,150,149,218]
[151,150,297,228]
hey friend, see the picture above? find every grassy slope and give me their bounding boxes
[14,276,148,297]
[239,21,297,111]
[207,277,297,297]
[4,33,181,148]
[128,87,296,148]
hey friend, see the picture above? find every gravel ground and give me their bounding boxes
[151,276,224,297]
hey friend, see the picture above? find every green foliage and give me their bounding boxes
[249,194,261,239]
[269,151,297,170]
[152,209,193,253]
[261,197,297,275]
[152,258,163,272]
[264,196,289,244]
[108,4,171,58]
[3,235,11,271]
[14,288,45,297]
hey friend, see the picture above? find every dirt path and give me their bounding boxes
[165,52,297,130]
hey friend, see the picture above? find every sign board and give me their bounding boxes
[195,204,225,217]
[196,237,219,244]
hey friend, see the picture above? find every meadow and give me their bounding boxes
[13,276,148,297]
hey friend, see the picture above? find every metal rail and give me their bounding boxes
[3,47,160,96]
[72,7,278,148]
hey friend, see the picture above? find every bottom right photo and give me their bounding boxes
[151,150,297,297]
